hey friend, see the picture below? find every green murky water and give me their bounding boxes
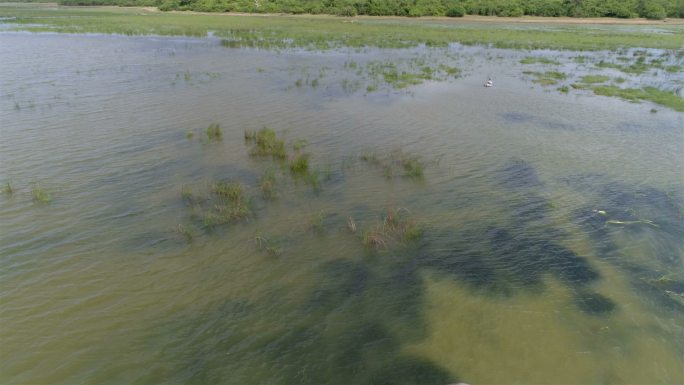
[1,33,683,385]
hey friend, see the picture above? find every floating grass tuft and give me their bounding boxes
[402,156,425,178]
[525,70,567,86]
[347,216,357,233]
[206,123,222,141]
[3,182,13,196]
[173,223,194,242]
[360,207,423,251]
[245,127,287,159]
[293,139,308,152]
[579,75,610,84]
[520,56,560,65]
[181,185,197,205]
[31,183,51,204]
[592,86,684,112]
[309,211,326,234]
[259,169,277,199]
[289,153,310,175]
[361,149,426,179]
[254,232,282,257]
[212,181,244,204]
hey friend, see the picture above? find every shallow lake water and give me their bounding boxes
[1,33,683,385]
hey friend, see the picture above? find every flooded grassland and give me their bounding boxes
[1,6,684,385]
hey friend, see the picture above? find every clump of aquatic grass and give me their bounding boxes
[254,232,282,257]
[301,170,321,191]
[525,70,567,86]
[579,75,610,84]
[570,83,590,90]
[520,56,560,65]
[173,223,194,242]
[188,180,253,228]
[212,181,244,204]
[592,86,684,112]
[401,156,425,178]
[206,123,222,141]
[180,185,197,205]
[361,60,460,91]
[309,211,326,234]
[439,64,460,77]
[208,201,251,226]
[558,86,569,93]
[347,216,357,233]
[245,127,287,159]
[293,139,308,152]
[361,207,423,251]
[186,129,194,139]
[289,153,310,175]
[650,108,658,113]
[360,149,426,179]
[258,169,277,199]
[3,182,13,196]
[595,57,656,75]
[31,183,51,204]
[360,150,379,164]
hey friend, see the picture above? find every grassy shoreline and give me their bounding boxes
[1,4,683,50]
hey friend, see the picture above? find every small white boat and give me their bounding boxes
[484,78,493,87]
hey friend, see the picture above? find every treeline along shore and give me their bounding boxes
[46,0,684,19]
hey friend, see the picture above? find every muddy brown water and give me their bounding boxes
[1,33,683,385]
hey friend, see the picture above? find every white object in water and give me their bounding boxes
[484,78,493,87]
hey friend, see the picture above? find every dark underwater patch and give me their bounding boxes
[500,111,534,123]
[366,356,455,385]
[574,290,617,315]
[565,174,684,312]
[500,111,575,131]
[509,194,551,223]
[421,225,600,296]
[305,259,371,311]
[499,158,543,189]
